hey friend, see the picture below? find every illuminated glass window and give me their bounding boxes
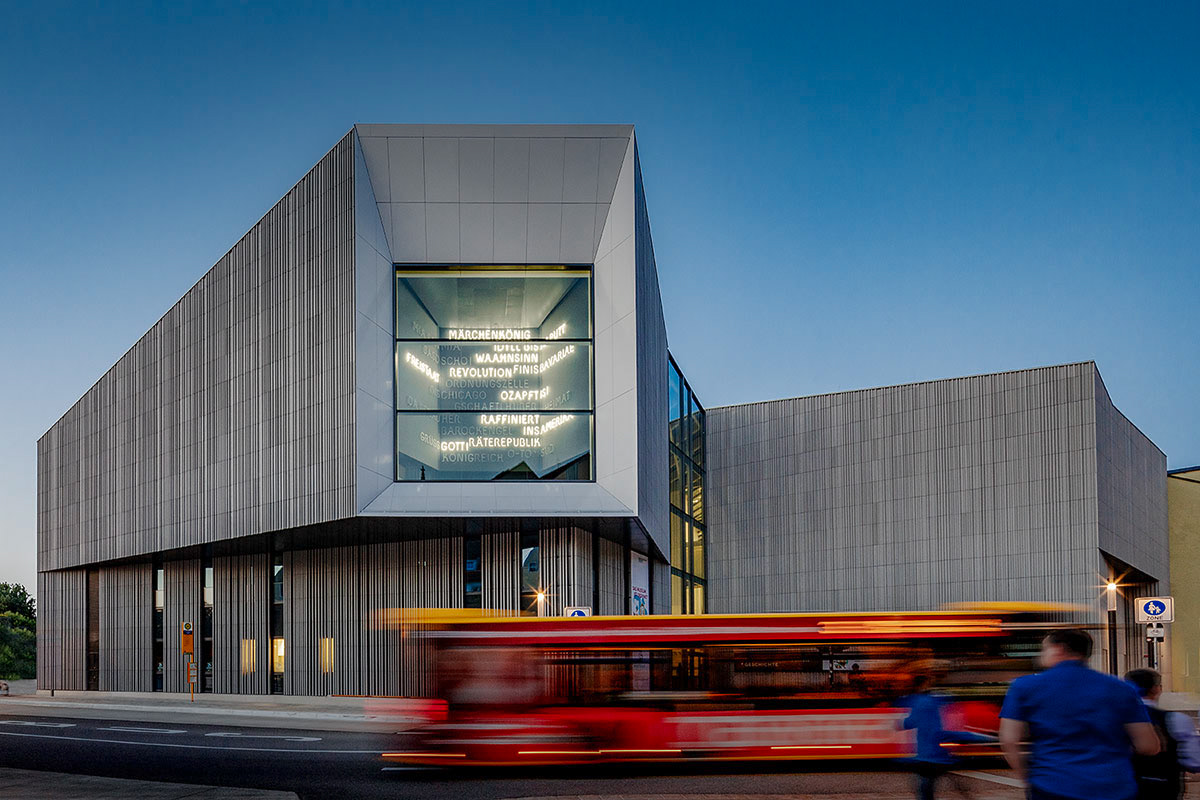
[271,637,286,675]
[668,354,706,613]
[240,639,257,675]
[395,267,593,481]
[319,638,335,674]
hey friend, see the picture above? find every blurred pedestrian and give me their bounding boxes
[1124,668,1200,800]
[998,628,1160,800]
[899,664,983,799]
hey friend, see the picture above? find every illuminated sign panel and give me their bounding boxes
[394,268,593,481]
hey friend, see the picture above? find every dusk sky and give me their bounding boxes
[2,2,1197,592]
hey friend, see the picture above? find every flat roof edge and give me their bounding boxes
[708,361,1098,411]
[354,123,634,138]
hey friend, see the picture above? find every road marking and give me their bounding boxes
[953,770,1025,788]
[205,732,321,742]
[0,730,378,754]
[98,726,186,734]
[0,721,75,728]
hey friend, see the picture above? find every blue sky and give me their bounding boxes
[1,2,1197,590]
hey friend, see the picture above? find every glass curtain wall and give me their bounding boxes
[270,556,284,694]
[152,565,164,690]
[395,267,594,481]
[201,559,214,692]
[669,355,706,613]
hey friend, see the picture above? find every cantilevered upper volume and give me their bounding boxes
[38,124,671,574]
[352,125,669,554]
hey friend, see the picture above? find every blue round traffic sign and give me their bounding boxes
[1143,600,1165,616]
[568,609,587,617]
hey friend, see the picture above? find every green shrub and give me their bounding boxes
[0,583,36,680]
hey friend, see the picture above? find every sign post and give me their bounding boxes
[1135,598,1173,672]
[181,622,195,703]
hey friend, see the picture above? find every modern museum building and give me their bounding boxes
[37,124,708,695]
[37,124,1170,695]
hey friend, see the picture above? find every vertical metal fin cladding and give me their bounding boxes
[162,559,200,692]
[37,133,357,574]
[360,542,402,697]
[539,525,593,615]
[98,564,152,691]
[598,538,624,615]
[705,362,1168,615]
[482,530,519,615]
[282,544,402,698]
[651,558,670,615]
[396,537,463,696]
[213,553,270,695]
[36,569,88,690]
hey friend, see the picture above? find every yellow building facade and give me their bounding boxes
[1169,466,1200,695]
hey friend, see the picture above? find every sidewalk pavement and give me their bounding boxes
[0,680,435,732]
[0,767,299,799]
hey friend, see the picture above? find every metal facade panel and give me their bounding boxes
[213,553,270,695]
[589,136,639,517]
[632,142,670,559]
[1094,370,1170,586]
[36,569,87,690]
[98,564,151,692]
[707,363,1122,614]
[37,134,357,572]
[358,126,629,270]
[353,135,396,512]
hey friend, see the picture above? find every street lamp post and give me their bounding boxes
[1107,582,1118,675]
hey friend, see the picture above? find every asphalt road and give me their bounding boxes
[0,713,1022,800]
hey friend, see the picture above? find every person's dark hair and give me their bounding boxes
[1045,628,1093,658]
[1124,668,1162,698]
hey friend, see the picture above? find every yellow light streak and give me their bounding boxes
[770,745,853,750]
[818,618,1002,636]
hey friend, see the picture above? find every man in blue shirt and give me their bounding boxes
[999,628,1160,800]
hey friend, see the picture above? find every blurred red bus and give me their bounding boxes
[383,604,1079,767]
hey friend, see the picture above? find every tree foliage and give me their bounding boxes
[0,583,36,680]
